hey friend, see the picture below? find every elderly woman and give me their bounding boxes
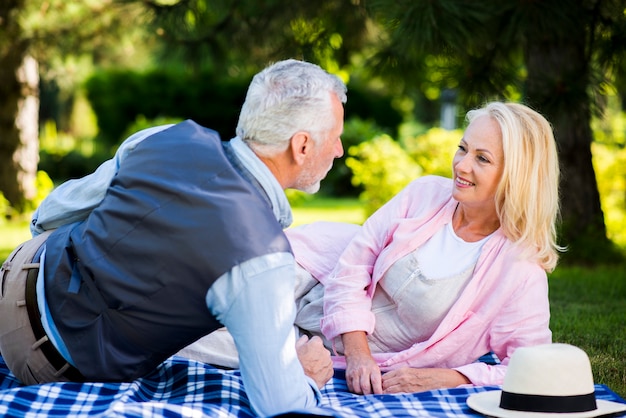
[286,101,562,395]
[180,101,562,396]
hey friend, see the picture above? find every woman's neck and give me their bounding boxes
[452,203,500,242]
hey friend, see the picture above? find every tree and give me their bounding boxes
[0,0,156,212]
[367,0,626,261]
[136,0,370,75]
[0,0,38,213]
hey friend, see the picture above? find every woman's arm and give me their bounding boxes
[382,368,470,393]
[320,185,413,341]
[341,331,383,394]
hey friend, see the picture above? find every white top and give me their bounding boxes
[367,223,490,353]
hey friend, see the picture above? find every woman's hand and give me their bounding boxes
[382,368,470,394]
[341,331,382,395]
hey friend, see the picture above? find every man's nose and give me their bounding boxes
[335,138,344,158]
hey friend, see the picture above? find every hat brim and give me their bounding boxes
[467,390,626,418]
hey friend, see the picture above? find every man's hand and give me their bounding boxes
[382,367,470,394]
[295,335,333,389]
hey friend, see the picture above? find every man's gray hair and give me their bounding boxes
[236,59,347,155]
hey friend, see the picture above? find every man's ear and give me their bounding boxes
[290,131,312,166]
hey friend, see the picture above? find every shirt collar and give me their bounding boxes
[229,136,293,228]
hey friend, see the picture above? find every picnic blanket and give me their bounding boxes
[0,354,623,417]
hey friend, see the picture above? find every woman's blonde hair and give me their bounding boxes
[466,102,563,271]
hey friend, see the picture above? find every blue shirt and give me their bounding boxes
[31,126,320,416]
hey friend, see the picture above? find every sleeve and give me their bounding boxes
[320,184,412,342]
[454,267,552,386]
[30,125,174,236]
[453,362,508,387]
[205,252,321,417]
[285,221,361,283]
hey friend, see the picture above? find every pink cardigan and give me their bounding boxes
[286,176,551,386]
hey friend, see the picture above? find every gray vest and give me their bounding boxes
[43,120,291,381]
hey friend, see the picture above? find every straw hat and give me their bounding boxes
[467,343,626,417]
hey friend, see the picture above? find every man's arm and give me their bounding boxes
[206,252,330,417]
[31,125,173,236]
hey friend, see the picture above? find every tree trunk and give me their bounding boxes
[0,0,40,214]
[525,36,612,258]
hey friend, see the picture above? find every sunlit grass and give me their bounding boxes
[291,196,365,226]
[549,265,626,397]
[0,220,31,261]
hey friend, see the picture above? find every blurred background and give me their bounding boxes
[2,0,626,263]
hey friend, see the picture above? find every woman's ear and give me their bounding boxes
[290,131,312,166]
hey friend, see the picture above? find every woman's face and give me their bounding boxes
[452,115,504,210]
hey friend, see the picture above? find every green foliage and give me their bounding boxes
[39,149,112,184]
[285,189,315,207]
[0,193,11,226]
[321,117,389,197]
[592,100,626,249]
[402,126,462,178]
[344,86,404,137]
[33,171,54,209]
[85,68,404,196]
[145,0,370,73]
[345,125,462,216]
[85,68,249,147]
[592,141,626,248]
[0,171,52,224]
[347,134,422,216]
[121,115,185,142]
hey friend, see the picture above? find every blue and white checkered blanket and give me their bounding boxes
[0,355,623,417]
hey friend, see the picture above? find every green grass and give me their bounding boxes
[291,196,366,226]
[1,198,624,399]
[549,265,626,398]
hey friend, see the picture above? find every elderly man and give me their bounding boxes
[0,59,346,416]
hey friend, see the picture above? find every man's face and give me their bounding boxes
[293,94,344,194]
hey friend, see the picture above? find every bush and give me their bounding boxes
[344,125,462,216]
[32,171,54,209]
[346,134,422,216]
[85,69,249,148]
[320,117,389,197]
[120,115,185,142]
[0,171,53,222]
[592,141,626,248]
[85,68,405,197]
[39,148,113,184]
[0,193,11,224]
[402,126,462,178]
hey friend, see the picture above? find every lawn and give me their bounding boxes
[0,219,30,260]
[549,265,626,398]
[1,198,624,398]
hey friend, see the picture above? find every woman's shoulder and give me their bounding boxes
[489,237,548,280]
[400,175,455,211]
[409,174,453,187]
